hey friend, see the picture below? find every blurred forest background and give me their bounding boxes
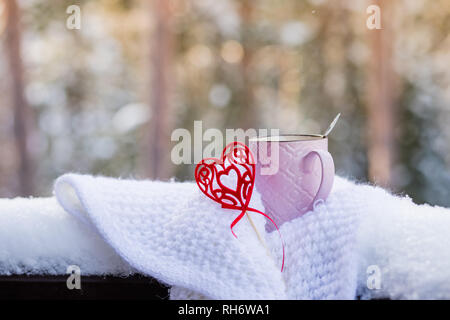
[0,0,449,207]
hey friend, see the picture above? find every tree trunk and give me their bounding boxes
[147,0,173,179]
[366,0,397,188]
[4,0,34,196]
[239,0,255,130]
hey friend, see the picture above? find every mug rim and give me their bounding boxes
[249,134,326,142]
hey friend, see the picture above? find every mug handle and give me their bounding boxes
[303,149,335,209]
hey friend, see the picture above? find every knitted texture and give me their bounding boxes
[54,174,287,300]
[1,174,449,299]
[265,190,360,299]
[52,174,450,299]
[52,174,361,299]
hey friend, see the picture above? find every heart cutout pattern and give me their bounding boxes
[195,142,255,212]
[195,141,285,271]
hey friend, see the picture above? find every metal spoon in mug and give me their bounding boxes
[323,113,341,137]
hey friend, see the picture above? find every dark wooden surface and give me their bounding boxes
[0,275,170,300]
[0,275,387,300]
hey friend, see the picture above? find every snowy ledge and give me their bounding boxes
[0,197,133,276]
[1,174,450,299]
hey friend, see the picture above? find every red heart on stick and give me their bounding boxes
[195,142,255,215]
[195,141,285,272]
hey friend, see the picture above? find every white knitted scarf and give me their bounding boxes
[47,174,450,300]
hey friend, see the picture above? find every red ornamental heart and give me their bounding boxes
[195,141,285,272]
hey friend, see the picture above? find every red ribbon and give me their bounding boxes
[195,141,285,272]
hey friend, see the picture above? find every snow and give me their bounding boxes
[0,197,132,276]
[0,176,450,299]
[355,183,450,299]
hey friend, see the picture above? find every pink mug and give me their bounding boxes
[249,134,335,231]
